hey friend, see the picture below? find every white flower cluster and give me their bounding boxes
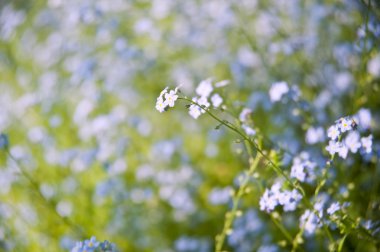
[155,86,180,113]
[290,152,317,183]
[259,181,302,213]
[239,108,256,136]
[188,79,226,119]
[325,116,372,159]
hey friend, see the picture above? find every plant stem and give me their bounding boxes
[215,147,261,252]
[6,150,87,238]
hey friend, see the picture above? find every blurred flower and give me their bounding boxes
[0,133,9,150]
[345,131,361,153]
[260,181,301,213]
[327,202,340,216]
[290,152,317,183]
[326,140,340,156]
[239,108,252,122]
[208,187,231,205]
[300,210,321,236]
[361,135,373,153]
[306,126,325,144]
[71,237,117,252]
[279,189,302,212]
[196,79,213,97]
[242,125,256,136]
[367,54,380,77]
[355,108,371,130]
[269,82,289,102]
[211,93,223,107]
[259,189,278,213]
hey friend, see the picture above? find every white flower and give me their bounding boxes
[239,108,252,122]
[269,81,289,102]
[326,140,340,156]
[197,96,210,110]
[188,104,202,119]
[279,189,302,212]
[211,93,223,107]
[338,117,352,133]
[155,97,167,113]
[196,79,213,97]
[189,106,201,119]
[270,181,283,195]
[290,154,317,183]
[155,86,179,112]
[327,125,340,140]
[164,90,178,107]
[361,135,372,153]
[259,189,278,213]
[306,126,325,144]
[337,145,348,159]
[291,162,306,182]
[242,124,256,136]
[345,131,361,153]
[327,202,340,215]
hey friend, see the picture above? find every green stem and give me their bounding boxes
[215,149,261,252]
[6,150,86,238]
[179,97,339,244]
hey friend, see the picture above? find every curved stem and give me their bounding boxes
[178,97,335,243]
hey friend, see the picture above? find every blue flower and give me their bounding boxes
[84,236,100,249]
[0,133,9,150]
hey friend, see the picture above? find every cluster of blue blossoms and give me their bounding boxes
[71,237,117,252]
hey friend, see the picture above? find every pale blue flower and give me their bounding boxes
[327,202,340,215]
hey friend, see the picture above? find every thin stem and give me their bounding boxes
[215,148,261,252]
[6,150,86,238]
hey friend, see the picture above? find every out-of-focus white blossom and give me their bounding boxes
[196,79,213,97]
[306,126,325,144]
[361,135,372,153]
[300,210,321,236]
[239,108,252,122]
[211,93,223,107]
[327,202,340,215]
[345,131,361,153]
[367,54,380,77]
[269,81,289,102]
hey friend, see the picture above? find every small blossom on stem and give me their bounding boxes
[327,202,340,216]
[211,93,223,107]
[155,86,179,113]
[327,125,340,140]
